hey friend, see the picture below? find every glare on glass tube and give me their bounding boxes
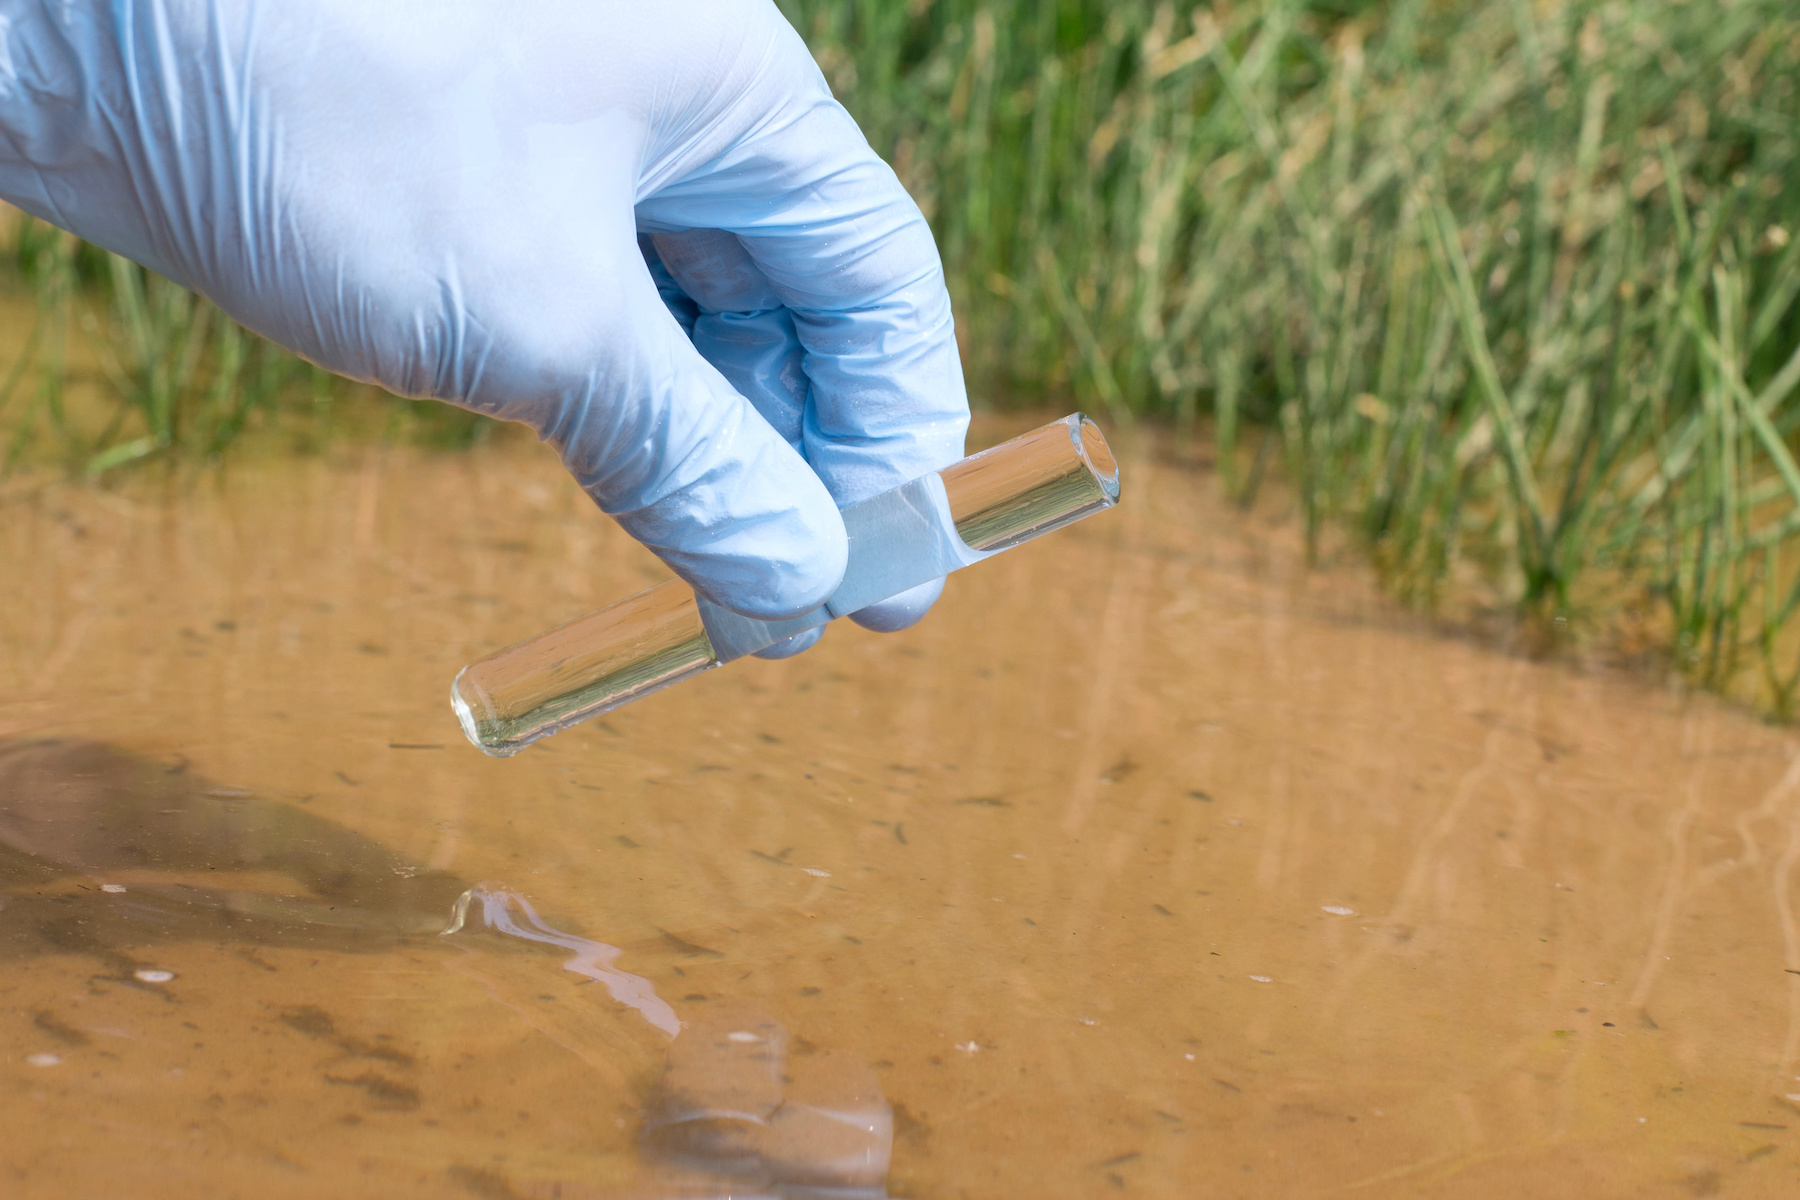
[451,413,1121,756]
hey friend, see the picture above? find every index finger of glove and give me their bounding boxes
[635,16,968,508]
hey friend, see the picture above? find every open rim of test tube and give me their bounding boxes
[1074,415,1121,503]
[943,412,1120,553]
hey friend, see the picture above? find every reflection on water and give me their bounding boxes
[445,885,681,1038]
[8,424,1800,1196]
[641,1007,892,1199]
[446,887,896,1199]
[0,737,469,958]
[0,737,897,1198]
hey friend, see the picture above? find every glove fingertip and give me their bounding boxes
[848,577,944,633]
[751,624,827,660]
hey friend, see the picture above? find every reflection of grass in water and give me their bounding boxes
[4,0,1800,713]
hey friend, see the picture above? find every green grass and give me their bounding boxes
[3,0,1799,712]
[787,0,1800,710]
[0,219,493,477]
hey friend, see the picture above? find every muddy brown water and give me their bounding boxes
[5,419,1800,1198]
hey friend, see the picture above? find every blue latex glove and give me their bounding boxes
[0,0,967,644]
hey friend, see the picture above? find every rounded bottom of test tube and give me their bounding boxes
[451,669,521,758]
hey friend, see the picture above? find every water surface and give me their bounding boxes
[4,422,1800,1197]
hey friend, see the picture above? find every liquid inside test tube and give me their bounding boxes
[452,413,1120,756]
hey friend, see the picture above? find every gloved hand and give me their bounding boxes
[0,0,967,649]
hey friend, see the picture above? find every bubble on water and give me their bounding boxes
[801,867,831,878]
[26,1053,60,1068]
[134,969,175,984]
[1321,905,1355,916]
[726,1031,760,1044]
[100,883,127,894]
[1249,975,1273,983]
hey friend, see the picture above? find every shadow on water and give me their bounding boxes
[0,737,472,967]
[0,738,897,1200]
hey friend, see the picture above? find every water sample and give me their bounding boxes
[452,413,1121,756]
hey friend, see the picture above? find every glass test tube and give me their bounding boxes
[452,413,1121,756]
